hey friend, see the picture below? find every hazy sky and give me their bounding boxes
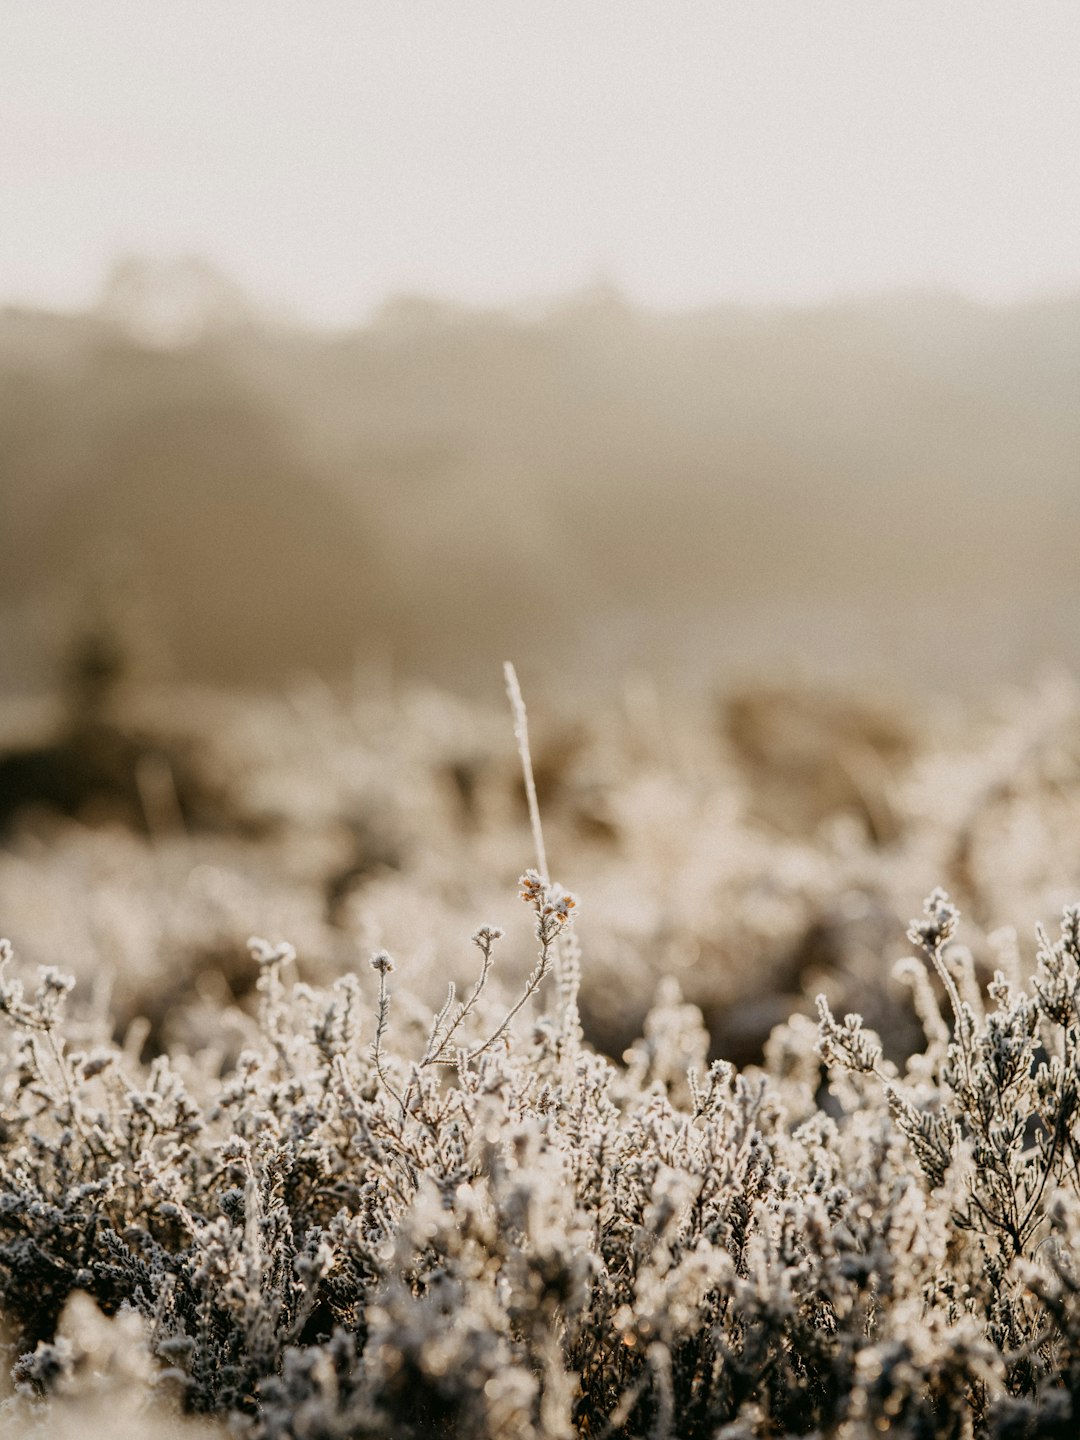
[3,2,1080,323]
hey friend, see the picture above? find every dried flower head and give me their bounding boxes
[369,949,396,975]
[472,925,504,947]
[906,887,959,953]
[519,869,544,906]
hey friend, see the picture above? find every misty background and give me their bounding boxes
[2,2,1080,701]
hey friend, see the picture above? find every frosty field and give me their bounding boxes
[2,666,1080,1437]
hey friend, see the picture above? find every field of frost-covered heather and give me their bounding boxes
[4,654,1080,1438]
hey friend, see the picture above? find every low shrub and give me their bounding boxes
[2,870,1080,1438]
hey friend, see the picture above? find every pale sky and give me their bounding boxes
[3,1,1080,323]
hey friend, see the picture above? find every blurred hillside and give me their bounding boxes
[2,265,1079,696]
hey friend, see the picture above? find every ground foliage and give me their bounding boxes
[3,676,1080,1436]
[5,880,1080,1439]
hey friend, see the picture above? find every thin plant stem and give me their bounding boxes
[504,661,548,883]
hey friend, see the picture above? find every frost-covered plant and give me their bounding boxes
[3,884,1080,1438]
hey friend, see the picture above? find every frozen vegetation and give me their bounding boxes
[3,664,1080,1436]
